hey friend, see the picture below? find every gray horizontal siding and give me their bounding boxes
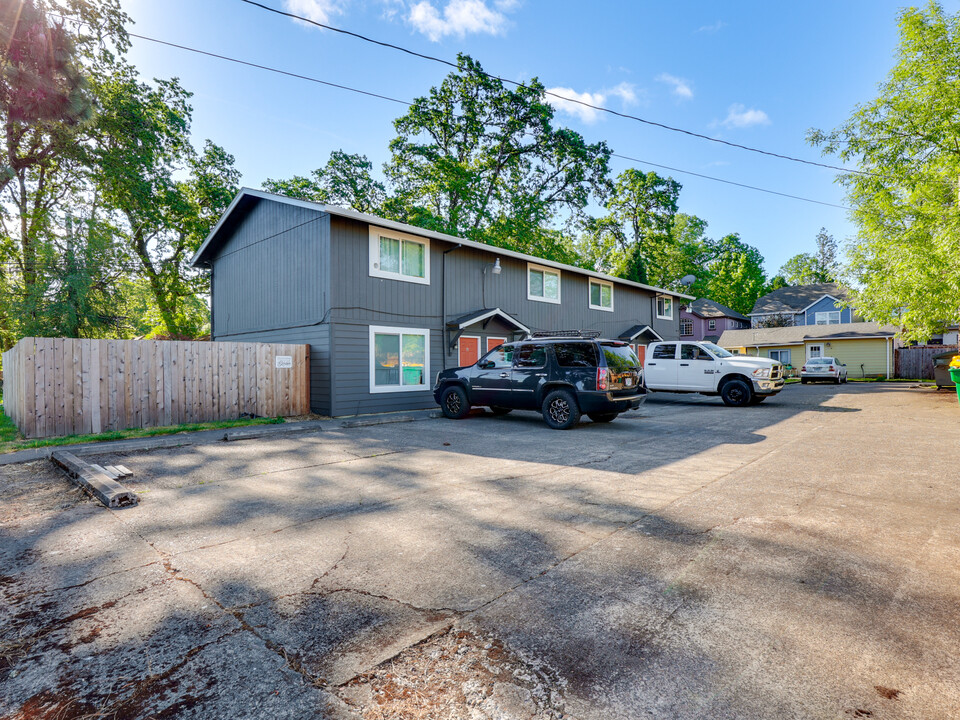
[211,325,331,416]
[330,321,440,417]
[211,200,329,337]
[328,214,680,342]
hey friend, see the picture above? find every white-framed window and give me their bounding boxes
[528,263,561,304]
[807,344,822,359]
[769,349,791,365]
[815,311,841,325]
[680,319,694,336]
[369,226,430,285]
[369,326,430,393]
[588,278,613,311]
[657,295,673,320]
[707,319,716,331]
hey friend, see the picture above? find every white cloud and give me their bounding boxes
[656,73,693,100]
[608,81,639,106]
[283,0,345,25]
[544,87,606,124]
[408,0,510,41]
[696,20,726,33]
[722,103,771,128]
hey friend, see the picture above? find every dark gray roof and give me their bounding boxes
[750,283,849,315]
[447,308,530,333]
[688,298,750,322]
[619,325,664,342]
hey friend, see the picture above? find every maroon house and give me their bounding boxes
[680,298,750,343]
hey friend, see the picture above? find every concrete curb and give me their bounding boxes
[335,409,440,429]
[0,420,327,466]
[51,451,139,508]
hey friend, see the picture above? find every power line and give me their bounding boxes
[239,0,875,179]
[611,154,850,210]
[120,28,846,210]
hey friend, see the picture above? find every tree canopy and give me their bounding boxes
[809,1,960,341]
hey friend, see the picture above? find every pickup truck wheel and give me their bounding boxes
[542,389,581,430]
[440,386,471,419]
[489,406,512,416]
[720,378,753,407]
[588,412,618,423]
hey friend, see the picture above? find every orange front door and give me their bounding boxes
[487,337,507,352]
[634,344,646,365]
[459,336,480,367]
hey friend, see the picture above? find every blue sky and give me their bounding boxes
[122,0,959,275]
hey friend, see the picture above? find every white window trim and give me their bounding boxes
[527,262,561,304]
[807,344,823,360]
[815,311,841,325]
[588,278,614,312]
[657,295,674,320]
[368,226,430,285]
[369,325,431,394]
[680,319,694,336]
[707,319,717,330]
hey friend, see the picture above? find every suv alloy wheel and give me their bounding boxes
[542,389,581,430]
[440,385,471,419]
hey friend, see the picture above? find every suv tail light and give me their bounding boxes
[597,367,608,391]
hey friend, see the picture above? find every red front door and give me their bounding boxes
[634,344,646,365]
[459,336,480,367]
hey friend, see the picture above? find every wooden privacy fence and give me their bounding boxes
[1,338,310,439]
[895,344,952,380]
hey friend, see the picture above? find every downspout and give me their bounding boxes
[441,244,463,370]
[886,337,891,379]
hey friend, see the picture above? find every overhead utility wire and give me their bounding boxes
[611,154,849,210]
[239,0,874,179]
[120,30,846,210]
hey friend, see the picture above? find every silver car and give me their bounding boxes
[800,357,848,384]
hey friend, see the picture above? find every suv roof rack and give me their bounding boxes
[529,330,602,339]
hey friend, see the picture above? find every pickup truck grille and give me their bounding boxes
[770,364,784,380]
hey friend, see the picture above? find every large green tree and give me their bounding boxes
[582,169,681,284]
[777,227,838,285]
[701,234,768,315]
[385,54,610,260]
[0,0,129,345]
[91,63,239,337]
[263,150,386,214]
[808,2,960,341]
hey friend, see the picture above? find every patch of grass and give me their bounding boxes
[0,408,284,455]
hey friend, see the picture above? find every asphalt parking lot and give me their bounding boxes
[2,383,959,719]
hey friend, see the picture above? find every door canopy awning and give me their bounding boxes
[446,308,531,350]
[619,324,664,343]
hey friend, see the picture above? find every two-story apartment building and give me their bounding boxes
[748,283,855,328]
[680,299,750,343]
[191,189,691,416]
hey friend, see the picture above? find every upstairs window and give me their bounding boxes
[528,263,561,304]
[815,311,841,325]
[680,319,694,336]
[369,226,429,285]
[588,279,613,311]
[707,319,716,330]
[657,295,673,320]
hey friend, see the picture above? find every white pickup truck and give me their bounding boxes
[644,341,784,406]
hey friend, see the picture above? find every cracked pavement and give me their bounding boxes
[2,383,960,719]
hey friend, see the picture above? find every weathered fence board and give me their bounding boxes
[2,338,310,439]
[895,344,953,380]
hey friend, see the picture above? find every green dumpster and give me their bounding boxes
[951,367,960,404]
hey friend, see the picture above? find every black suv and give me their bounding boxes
[433,336,645,429]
